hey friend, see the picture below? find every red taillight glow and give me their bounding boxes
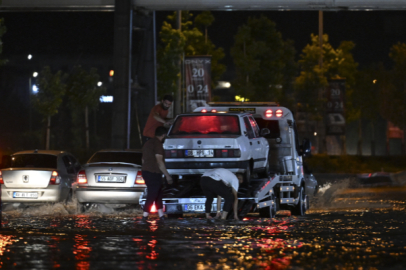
[0,171,3,184]
[49,171,60,185]
[201,109,208,113]
[135,171,145,185]
[165,150,184,158]
[77,170,88,184]
[150,204,157,213]
[265,109,273,118]
[215,149,241,158]
[276,109,283,117]
[211,109,217,113]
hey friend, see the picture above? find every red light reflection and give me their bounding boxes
[146,239,159,260]
[75,215,94,230]
[73,234,92,270]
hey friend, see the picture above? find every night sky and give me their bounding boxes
[1,10,406,74]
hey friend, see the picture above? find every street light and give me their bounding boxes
[29,71,38,132]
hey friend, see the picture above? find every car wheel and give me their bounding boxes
[259,194,277,218]
[243,164,251,184]
[291,186,306,216]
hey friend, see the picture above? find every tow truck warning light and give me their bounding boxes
[200,109,217,113]
[264,109,283,118]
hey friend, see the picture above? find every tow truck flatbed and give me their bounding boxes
[139,174,311,218]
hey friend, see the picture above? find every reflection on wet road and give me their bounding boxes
[0,181,406,269]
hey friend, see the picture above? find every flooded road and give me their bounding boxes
[0,180,406,269]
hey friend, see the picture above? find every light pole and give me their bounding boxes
[29,71,38,132]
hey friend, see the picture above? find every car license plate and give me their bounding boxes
[98,175,126,183]
[13,192,38,198]
[185,149,214,157]
[184,204,217,212]
[185,204,205,211]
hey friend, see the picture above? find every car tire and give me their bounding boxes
[291,186,307,216]
[259,194,277,218]
[243,163,251,185]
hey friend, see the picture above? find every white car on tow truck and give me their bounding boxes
[163,110,271,183]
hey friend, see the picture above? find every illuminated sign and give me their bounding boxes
[99,96,113,103]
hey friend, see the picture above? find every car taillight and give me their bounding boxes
[77,170,88,184]
[265,109,273,118]
[165,150,184,158]
[211,109,217,113]
[0,171,3,184]
[201,109,207,113]
[135,171,145,185]
[49,171,60,185]
[150,204,157,213]
[215,149,241,158]
[276,109,283,117]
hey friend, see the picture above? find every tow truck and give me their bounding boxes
[139,102,318,218]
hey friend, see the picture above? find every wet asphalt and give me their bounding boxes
[0,180,405,270]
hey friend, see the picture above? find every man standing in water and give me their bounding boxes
[200,168,243,220]
[142,94,173,144]
[141,126,173,222]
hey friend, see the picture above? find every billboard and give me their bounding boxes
[326,79,346,135]
[185,56,211,112]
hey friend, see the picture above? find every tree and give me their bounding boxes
[66,66,106,152]
[295,34,358,153]
[295,34,358,110]
[31,66,67,150]
[0,18,8,66]
[157,11,226,100]
[230,15,297,104]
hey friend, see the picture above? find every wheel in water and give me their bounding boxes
[292,186,306,216]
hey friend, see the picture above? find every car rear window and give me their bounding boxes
[88,152,142,165]
[169,115,240,135]
[10,154,58,169]
[254,118,280,139]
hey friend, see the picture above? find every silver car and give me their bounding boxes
[73,149,146,213]
[0,150,81,206]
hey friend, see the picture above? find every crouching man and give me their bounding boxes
[200,168,243,220]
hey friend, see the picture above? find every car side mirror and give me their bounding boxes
[300,138,311,156]
[260,128,270,137]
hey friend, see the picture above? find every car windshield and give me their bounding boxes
[10,154,58,169]
[169,115,240,135]
[88,152,142,165]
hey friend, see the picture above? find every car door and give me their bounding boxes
[249,115,269,168]
[243,116,261,169]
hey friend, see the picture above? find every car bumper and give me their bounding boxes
[166,161,248,175]
[1,185,63,203]
[74,186,146,204]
